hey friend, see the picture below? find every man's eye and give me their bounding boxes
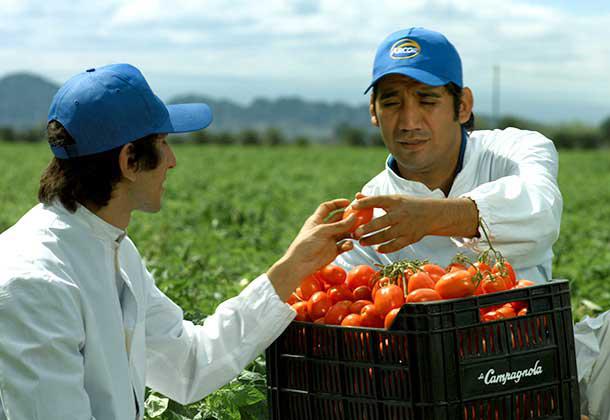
[421,101,436,105]
[382,101,399,107]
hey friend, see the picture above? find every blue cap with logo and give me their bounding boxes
[48,63,213,158]
[364,27,463,93]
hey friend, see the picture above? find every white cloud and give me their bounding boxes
[1,0,609,123]
[110,0,164,25]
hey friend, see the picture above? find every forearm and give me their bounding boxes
[267,254,310,302]
[145,277,294,404]
[427,197,479,238]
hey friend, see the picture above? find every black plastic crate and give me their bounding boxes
[266,279,580,420]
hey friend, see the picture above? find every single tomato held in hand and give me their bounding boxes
[342,203,373,233]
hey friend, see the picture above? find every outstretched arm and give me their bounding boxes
[145,199,357,404]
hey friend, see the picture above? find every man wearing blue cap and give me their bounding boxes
[0,64,357,420]
[336,27,562,283]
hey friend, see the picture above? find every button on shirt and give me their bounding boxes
[335,128,562,282]
[0,202,295,420]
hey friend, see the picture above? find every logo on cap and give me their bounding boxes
[390,38,421,60]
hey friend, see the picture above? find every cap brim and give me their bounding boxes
[160,103,213,133]
[363,68,449,94]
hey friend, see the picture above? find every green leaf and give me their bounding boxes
[144,393,169,417]
[229,383,265,407]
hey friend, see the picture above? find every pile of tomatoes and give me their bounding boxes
[288,255,536,329]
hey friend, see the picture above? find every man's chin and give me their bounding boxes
[137,203,162,214]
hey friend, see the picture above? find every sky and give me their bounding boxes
[1,0,609,125]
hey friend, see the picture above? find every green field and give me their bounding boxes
[1,142,609,419]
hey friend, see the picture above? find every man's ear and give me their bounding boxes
[119,143,137,182]
[369,93,379,127]
[459,87,474,125]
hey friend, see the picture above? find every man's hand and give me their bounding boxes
[350,194,479,254]
[267,199,357,301]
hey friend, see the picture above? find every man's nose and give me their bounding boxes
[167,144,177,169]
[398,100,423,130]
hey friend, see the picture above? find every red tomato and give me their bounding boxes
[313,317,325,324]
[511,300,528,312]
[407,271,436,294]
[327,285,354,303]
[346,265,377,291]
[474,280,485,296]
[406,288,442,303]
[341,313,363,327]
[286,292,300,305]
[370,276,389,300]
[421,264,446,281]
[374,284,405,316]
[493,261,516,288]
[319,265,347,286]
[360,304,384,328]
[353,285,372,301]
[496,304,516,319]
[481,304,501,314]
[307,291,332,320]
[467,261,492,277]
[384,308,400,329]
[435,270,475,299]
[325,300,352,325]
[516,279,535,288]
[517,308,528,316]
[368,273,383,289]
[297,275,322,300]
[291,301,309,322]
[446,262,467,273]
[482,310,500,322]
[342,204,374,233]
[481,273,510,294]
[349,299,373,314]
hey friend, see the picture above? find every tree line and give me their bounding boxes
[1,115,609,149]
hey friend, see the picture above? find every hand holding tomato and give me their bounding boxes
[267,198,358,301]
[342,202,374,234]
[349,194,478,253]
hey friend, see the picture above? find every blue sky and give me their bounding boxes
[1,0,609,124]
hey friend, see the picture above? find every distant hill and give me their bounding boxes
[0,72,372,140]
[168,94,373,139]
[0,73,59,129]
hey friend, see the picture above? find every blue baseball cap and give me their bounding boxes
[364,27,462,94]
[48,63,213,158]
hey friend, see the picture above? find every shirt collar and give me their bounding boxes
[53,201,126,244]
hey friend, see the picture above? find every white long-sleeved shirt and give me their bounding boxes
[575,310,610,418]
[335,127,562,282]
[0,202,295,420]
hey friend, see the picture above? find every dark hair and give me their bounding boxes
[445,82,475,132]
[372,81,475,131]
[39,120,162,212]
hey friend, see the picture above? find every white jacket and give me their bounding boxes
[575,310,610,419]
[336,128,562,282]
[0,202,295,420]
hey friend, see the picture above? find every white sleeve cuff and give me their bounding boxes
[240,274,296,345]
